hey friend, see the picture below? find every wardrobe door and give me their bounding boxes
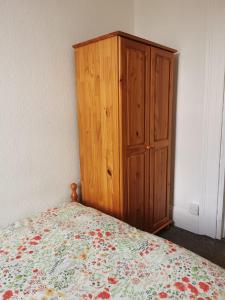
[120,38,150,230]
[150,47,174,232]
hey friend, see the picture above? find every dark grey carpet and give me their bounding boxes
[158,226,225,269]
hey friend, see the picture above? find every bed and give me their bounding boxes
[0,185,225,299]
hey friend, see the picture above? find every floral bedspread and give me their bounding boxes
[0,202,225,300]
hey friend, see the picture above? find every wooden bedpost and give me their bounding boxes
[71,183,78,202]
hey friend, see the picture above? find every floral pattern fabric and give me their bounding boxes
[0,202,225,300]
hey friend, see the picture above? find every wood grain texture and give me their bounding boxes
[71,182,78,202]
[74,33,176,233]
[150,47,175,231]
[75,37,122,218]
[119,38,150,229]
[127,154,145,229]
[153,147,168,225]
[126,46,145,146]
[73,31,177,53]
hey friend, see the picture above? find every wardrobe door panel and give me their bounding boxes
[150,47,174,232]
[154,56,170,141]
[120,38,150,229]
[126,154,145,229]
[153,147,168,225]
[126,48,146,146]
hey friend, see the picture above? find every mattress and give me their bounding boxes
[0,202,225,299]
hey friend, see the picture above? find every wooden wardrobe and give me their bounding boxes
[73,31,177,233]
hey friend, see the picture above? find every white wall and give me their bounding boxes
[134,0,225,237]
[200,0,225,239]
[0,0,134,227]
[1,0,225,238]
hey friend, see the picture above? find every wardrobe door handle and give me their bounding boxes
[145,144,154,150]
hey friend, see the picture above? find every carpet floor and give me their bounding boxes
[158,226,225,269]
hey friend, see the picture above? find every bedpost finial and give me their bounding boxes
[71,182,78,202]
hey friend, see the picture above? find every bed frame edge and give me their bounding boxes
[71,182,78,202]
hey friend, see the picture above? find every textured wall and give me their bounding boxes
[0,0,134,226]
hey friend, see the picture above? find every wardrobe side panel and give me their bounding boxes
[75,37,121,218]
